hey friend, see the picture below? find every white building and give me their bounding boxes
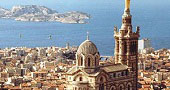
[138,38,154,54]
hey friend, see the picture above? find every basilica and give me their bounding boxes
[65,0,140,90]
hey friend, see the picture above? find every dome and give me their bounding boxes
[77,40,98,55]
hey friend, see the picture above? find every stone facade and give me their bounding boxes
[65,0,139,90]
[114,0,139,89]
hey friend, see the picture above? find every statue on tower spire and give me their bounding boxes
[121,0,132,29]
[125,0,130,10]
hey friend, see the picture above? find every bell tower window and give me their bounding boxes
[124,41,127,54]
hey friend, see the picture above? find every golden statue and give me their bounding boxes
[125,0,130,10]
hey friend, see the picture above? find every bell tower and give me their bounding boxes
[114,0,140,89]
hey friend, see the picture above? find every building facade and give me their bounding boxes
[138,38,154,54]
[138,39,151,50]
[65,0,140,90]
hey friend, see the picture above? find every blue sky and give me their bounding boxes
[0,0,169,12]
[0,0,169,8]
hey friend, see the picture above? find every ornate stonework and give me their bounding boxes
[114,0,139,89]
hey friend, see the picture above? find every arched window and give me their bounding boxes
[100,77,103,82]
[121,72,124,76]
[113,73,116,78]
[95,57,97,66]
[126,70,128,76]
[132,63,134,71]
[79,77,83,81]
[117,41,119,52]
[127,83,132,90]
[128,84,130,90]
[99,77,104,90]
[110,86,116,90]
[99,84,104,90]
[88,58,91,67]
[119,86,122,90]
[81,57,83,66]
[124,41,127,54]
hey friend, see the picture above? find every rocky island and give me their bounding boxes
[0,5,90,24]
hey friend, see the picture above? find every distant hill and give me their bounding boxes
[0,5,90,24]
[0,7,10,17]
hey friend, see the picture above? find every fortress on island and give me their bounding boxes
[65,0,140,90]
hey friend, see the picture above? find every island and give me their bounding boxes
[0,5,90,24]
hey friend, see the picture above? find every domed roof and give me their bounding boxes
[77,40,98,55]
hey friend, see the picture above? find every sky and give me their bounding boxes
[0,0,169,9]
[0,0,170,52]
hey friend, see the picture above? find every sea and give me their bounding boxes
[0,0,170,56]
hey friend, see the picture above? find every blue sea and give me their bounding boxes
[0,0,170,56]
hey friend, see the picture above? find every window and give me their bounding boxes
[81,57,83,66]
[99,84,104,90]
[126,70,128,76]
[134,41,137,54]
[128,85,131,90]
[113,73,116,78]
[80,77,83,81]
[117,73,121,77]
[90,79,92,82]
[127,83,132,90]
[100,77,103,82]
[130,41,137,54]
[99,77,104,90]
[117,41,119,52]
[130,42,133,54]
[110,86,116,90]
[88,58,90,67]
[121,72,124,76]
[119,86,122,90]
[36,74,38,77]
[124,42,127,54]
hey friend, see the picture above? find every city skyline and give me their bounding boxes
[0,0,170,56]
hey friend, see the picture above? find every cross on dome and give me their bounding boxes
[125,0,130,10]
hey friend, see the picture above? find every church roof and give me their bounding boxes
[101,64,128,73]
[66,66,91,76]
[67,64,128,76]
[66,66,78,74]
[77,40,98,55]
